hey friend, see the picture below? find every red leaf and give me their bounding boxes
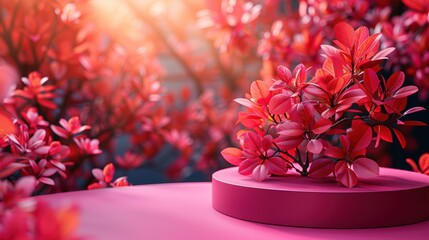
[277,122,304,137]
[338,168,358,188]
[334,161,348,176]
[406,158,420,173]
[103,163,115,183]
[363,69,379,95]
[403,106,426,116]
[293,64,307,84]
[92,169,104,181]
[393,128,406,148]
[419,153,429,175]
[238,159,259,175]
[221,147,243,165]
[275,137,302,151]
[320,44,340,57]
[386,71,405,93]
[303,83,329,99]
[238,112,262,127]
[372,47,395,60]
[400,121,427,126]
[337,88,366,110]
[268,94,291,114]
[42,168,57,177]
[352,158,379,178]
[250,80,270,105]
[266,157,288,175]
[350,122,372,152]
[356,34,382,58]
[309,158,334,178]
[0,163,26,178]
[51,125,68,138]
[244,131,262,150]
[313,118,332,134]
[39,177,55,186]
[334,22,356,48]
[327,75,346,95]
[355,26,369,47]
[324,146,344,159]
[394,86,419,98]
[234,98,256,109]
[252,164,268,182]
[88,183,104,190]
[276,65,292,82]
[261,136,272,151]
[374,125,392,148]
[402,0,429,12]
[307,139,323,154]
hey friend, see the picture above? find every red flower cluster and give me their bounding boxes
[222,22,425,187]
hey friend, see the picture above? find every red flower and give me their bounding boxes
[14,72,57,109]
[116,151,145,169]
[221,131,289,181]
[51,117,91,139]
[20,107,49,134]
[8,126,47,155]
[24,159,58,186]
[74,137,102,155]
[88,163,130,189]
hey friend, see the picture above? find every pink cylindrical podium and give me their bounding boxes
[212,167,429,229]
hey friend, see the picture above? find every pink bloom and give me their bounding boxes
[36,141,70,160]
[51,116,91,138]
[221,131,289,181]
[20,107,49,133]
[116,151,145,169]
[24,159,58,186]
[8,126,47,155]
[74,137,102,155]
[163,129,193,151]
[88,163,130,189]
[14,72,57,109]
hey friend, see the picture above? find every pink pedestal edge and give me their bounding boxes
[212,167,429,229]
